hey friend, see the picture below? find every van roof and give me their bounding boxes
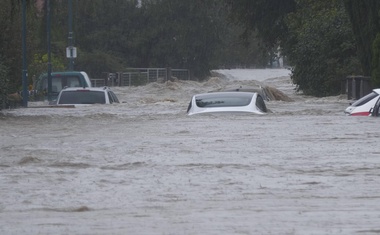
[40,71,88,77]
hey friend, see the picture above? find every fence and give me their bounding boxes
[91,68,190,87]
[91,79,106,87]
[342,75,372,100]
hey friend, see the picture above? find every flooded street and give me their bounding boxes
[1,69,380,234]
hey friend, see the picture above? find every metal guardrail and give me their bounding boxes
[91,68,190,87]
[91,79,106,87]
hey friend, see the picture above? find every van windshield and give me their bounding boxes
[41,75,82,93]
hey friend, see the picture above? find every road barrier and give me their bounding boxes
[91,68,191,87]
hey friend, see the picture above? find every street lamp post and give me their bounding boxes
[22,0,28,107]
[47,0,52,101]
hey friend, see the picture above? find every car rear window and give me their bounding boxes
[195,93,252,108]
[108,91,119,103]
[255,95,267,112]
[58,90,106,104]
[351,91,379,107]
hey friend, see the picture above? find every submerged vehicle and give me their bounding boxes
[33,71,92,100]
[187,91,267,116]
[344,89,380,116]
[56,87,119,105]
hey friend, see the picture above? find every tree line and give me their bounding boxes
[226,0,380,96]
[1,0,380,105]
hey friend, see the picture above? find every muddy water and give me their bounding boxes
[1,69,379,235]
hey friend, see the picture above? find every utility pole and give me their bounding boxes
[47,0,52,101]
[67,0,76,70]
[22,0,28,107]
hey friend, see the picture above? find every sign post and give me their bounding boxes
[66,46,77,59]
[68,0,74,70]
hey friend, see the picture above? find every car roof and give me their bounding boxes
[194,91,256,98]
[373,88,380,94]
[61,86,112,92]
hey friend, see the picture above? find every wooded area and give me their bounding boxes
[1,0,380,104]
[226,0,380,96]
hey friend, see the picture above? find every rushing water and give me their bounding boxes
[1,69,379,235]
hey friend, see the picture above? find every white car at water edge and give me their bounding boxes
[187,91,267,116]
[344,89,380,116]
[56,86,119,106]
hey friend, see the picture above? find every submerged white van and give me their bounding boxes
[33,71,92,100]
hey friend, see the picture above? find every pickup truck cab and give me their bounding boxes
[33,71,92,100]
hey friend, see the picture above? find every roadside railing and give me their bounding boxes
[91,79,106,87]
[91,67,191,87]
